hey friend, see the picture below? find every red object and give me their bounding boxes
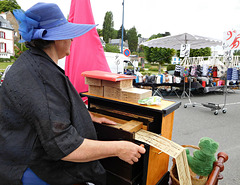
[65,0,111,93]
[205,152,228,185]
[123,48,131,57]
[213,66,217,77]
[202,81,206,87]
[82,70,136,81]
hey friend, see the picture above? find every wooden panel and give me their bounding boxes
[102,79,133,89]
[90,112,143,133]
[144,112,175,185]
[104,86,122,99]
[161,112,175,140]
[88,85,104,96]
[121,88,152,103]
[85,77,102,86]
[135,129,191,185]
[82,93,181,185]
[82,92,177,111]
[119,120,143,132]
[146,147,170,185]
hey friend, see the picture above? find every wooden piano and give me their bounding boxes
[81,92,181,185]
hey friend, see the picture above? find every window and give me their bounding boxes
[1,23,7,28]
[0,31,5,39]
[0,43,6,52]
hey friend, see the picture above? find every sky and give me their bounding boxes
[16,0,240,41]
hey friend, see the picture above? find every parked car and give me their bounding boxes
[0,65,12,86]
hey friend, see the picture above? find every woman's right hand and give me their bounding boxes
[116,141,146,165]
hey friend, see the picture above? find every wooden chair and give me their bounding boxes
[205,152,228,185]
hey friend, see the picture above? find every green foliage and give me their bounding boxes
[233,50,240,56]
[141,72,151,76]
[167,64,176,71]
[104,43,120,53]
[117,25,127,41]
[97,29,103,36]
[138,52,145,58]
[143,46,176,65]
[14,43,28,59]
[144,63,151,68]
[149,32,171,40]
[0,0,21,13]
[176,47,211,58]
[148,66,158,71]
[111,29,118,39]
[0,61,14,72]
[102,11,114,43]
[0,58,11,63]
[139,68,145,72]
[127,27,138,52]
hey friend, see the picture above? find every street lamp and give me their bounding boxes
[121,0,124,54]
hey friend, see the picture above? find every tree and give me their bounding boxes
[97,29,103,37]
[234,50,240,56]
[117,25,127,41]
[13,42,28,59]
[104,43,120,53]
[102,11,114,43]
[143,46,176,72]
[112,29,118,39]
[127,26,138,52]
[0,0,21,13]
[149,32,171,40]
[176,47,211,58]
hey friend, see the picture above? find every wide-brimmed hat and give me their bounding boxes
[13,2,97,42]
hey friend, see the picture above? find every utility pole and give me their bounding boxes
[121,0,124,54]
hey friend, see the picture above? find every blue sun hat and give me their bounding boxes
[13,2,97,42]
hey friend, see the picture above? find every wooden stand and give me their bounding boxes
[81,93,181,185]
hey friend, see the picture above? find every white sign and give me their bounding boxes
[223,30,240,50]
[180,44,190,57]
[114,54,120,65]
[224,50,233,62]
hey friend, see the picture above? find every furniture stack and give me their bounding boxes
[83,70,152,103]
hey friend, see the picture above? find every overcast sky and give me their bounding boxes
[16,0,240,40]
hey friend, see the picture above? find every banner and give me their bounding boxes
[180,44,190,57]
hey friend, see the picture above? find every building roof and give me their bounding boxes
[109,39,128,47]
[0,15,14,30]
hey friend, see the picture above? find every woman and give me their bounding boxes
[0,3,145,185]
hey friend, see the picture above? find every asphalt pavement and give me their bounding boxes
[164,89,240,185]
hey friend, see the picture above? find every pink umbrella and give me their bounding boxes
[65,0,110,93]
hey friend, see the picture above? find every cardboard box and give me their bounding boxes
[88,85,104,96]
[104,86,122,100]
[121,88,152,103]
[85,77,102,86]
[102,79,133,89]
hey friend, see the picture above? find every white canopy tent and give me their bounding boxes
[141,33,222,49]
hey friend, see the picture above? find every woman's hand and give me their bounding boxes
[116,141,146,165]
[89,111,116,125]
[92,116,116,125]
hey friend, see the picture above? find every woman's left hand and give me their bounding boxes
[89,112,116,125]
[92,116,117,125]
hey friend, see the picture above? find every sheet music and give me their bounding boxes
[135,129,191,185]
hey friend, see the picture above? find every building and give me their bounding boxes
[0,14,14,59]
[109,38,128,51]
[5,11,20,42]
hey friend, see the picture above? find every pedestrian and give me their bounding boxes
[0,2,145,185]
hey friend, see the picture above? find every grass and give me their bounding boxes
[0,62,14,72]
